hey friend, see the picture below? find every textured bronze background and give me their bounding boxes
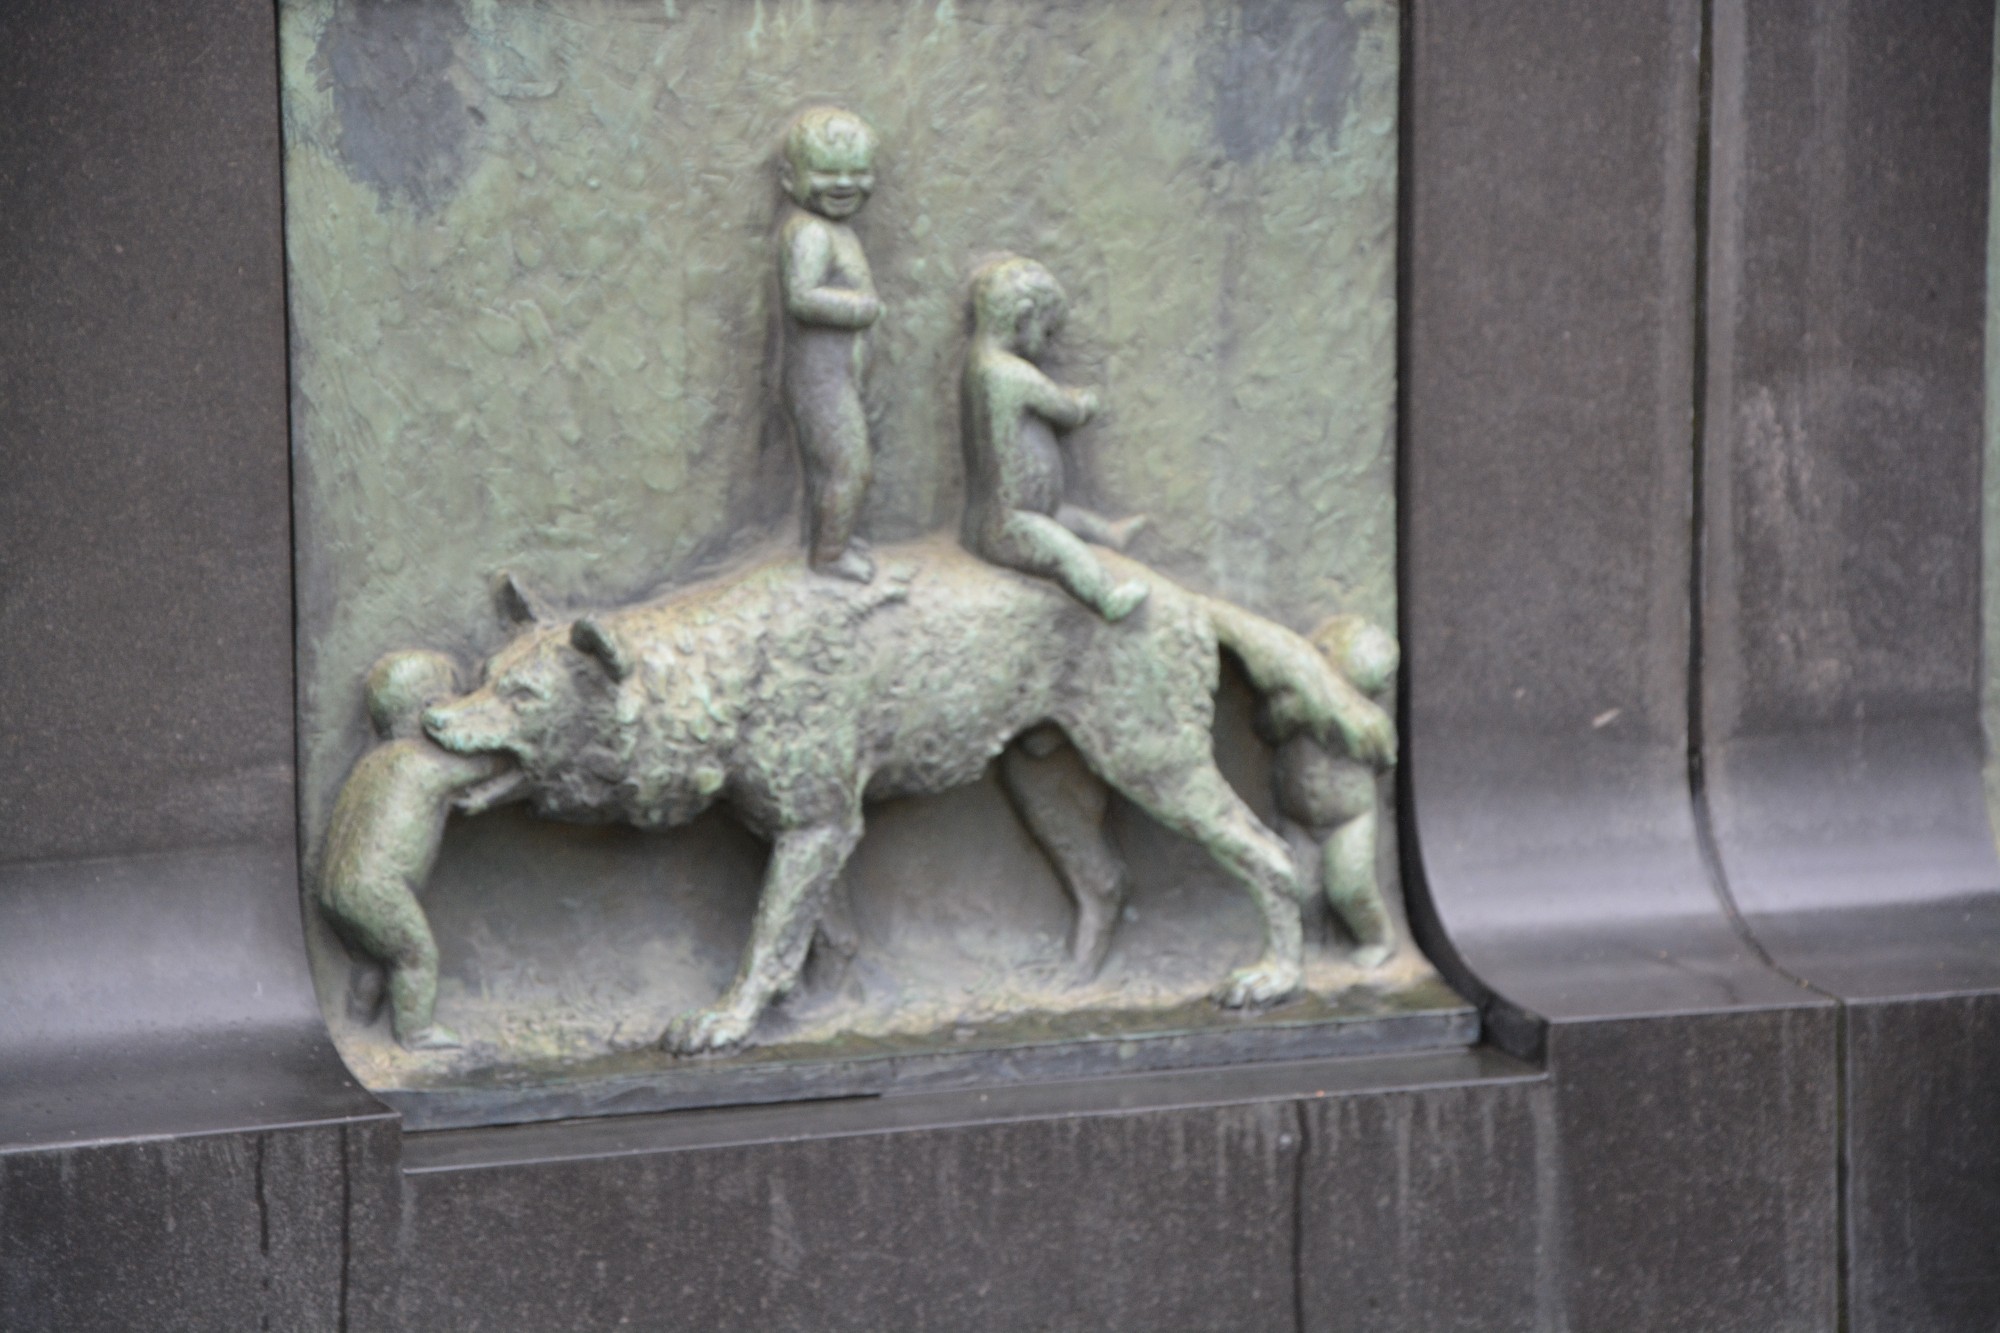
[280,0,1425,1099]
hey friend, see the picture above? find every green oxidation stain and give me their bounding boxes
[282,0,1399,836]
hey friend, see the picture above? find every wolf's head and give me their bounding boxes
[423,627,578,770]
[422,573,604,783]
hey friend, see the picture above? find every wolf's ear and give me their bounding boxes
[571,616,634,682]
[493,571,547,625]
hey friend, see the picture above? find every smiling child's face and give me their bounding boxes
[788,135,875,219]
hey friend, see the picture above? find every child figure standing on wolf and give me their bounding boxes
[961,254,1148,621]
[1258,615,1401,968]
[777,106,883,584]
[316,650,502,1050]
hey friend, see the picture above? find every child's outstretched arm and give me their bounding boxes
[1204,596,1397,768]
[1018,364,1097,429]
[453,764,526,816]
[781,222,880,328]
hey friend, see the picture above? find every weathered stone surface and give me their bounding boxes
[400,1096,1305,1331]
[1400,0,1795,1023]
[0,0,294,862]
[1548,1012,1838,1332]
[1703,5,2000,1327]
[1299,1078,1551,1331]
[0,1120,391,1333]
[1846,995,2000,1331]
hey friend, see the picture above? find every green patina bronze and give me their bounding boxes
[281,0,1419,1098]
[962,254,1151,620]
[315,651,501,1050]
[391,538,1392,1052]
[777,106,884,582]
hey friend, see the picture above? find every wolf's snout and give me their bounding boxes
[423,694,517,758]
[422,703,462,746]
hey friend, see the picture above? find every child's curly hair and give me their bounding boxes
[968,254,1068,338]
[364,650,463,740]
[1309,615,1399,696]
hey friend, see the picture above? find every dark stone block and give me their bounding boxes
[1403,0,1794,1026]
[401,1104,1302,1331]
[1698,2,2000,1320]
[0,1121,379,1333]
[1405,0,1701,737]
[1703,0,1990,740]
[1299,1077,1551,1331]
[1846,995,2000,1333]
[0,847,383,1152]
[1548,1011,1838,1332]
[395,1049,1539,1331]
[341,1116,407,1333]
[1701,0,2000,988]
[0,0,294,863]
[0,764,390,1333]
[1398,734,1808,1024]
[0,5,399,1322]
[1399,9,1848,1322]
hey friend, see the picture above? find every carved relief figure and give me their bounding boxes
[1262,615,1401,968]
[961,255,1149,621]
[777,106,883,583]
[413,540,1396,1054]
[315,651,505,1051]
[309,96,1408,1070]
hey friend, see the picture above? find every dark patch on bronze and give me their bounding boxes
[320,0,473,213]
[1205,0,1357,163]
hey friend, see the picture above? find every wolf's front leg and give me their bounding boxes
[661,816,864,1055]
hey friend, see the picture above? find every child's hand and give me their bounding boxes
[1333,700,1397,770]
[853,294,883,326]
[1072,388,1100,423]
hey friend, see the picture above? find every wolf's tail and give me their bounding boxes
[1201,597,1397,768]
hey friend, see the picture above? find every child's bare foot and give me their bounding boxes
[399,1023,463,1052]
[818,548,876,583]
[1349,941,1395,970]
[1104,514,1148,551]
[1101,580,1150,622]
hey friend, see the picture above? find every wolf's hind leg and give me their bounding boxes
[663,815,863,1055]
[1000,730,1129,979]
[1091,754,1304,1007]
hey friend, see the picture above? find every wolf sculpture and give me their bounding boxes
[416,537,1394,1054]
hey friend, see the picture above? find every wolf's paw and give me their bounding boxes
[1217,958,1302,1008]
[818,548,876,584]
[661,1003,757,1055]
